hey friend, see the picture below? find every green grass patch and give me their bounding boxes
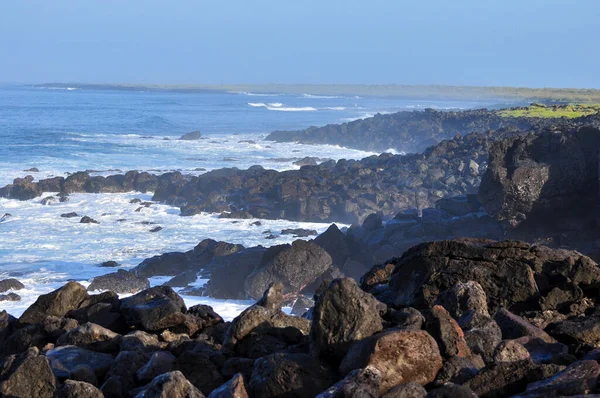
[497,103,600,118]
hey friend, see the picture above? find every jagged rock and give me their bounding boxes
[516,360,600,397]
[310,278,384,362]
[316,366,381,398]
[494,308,556,343]
[281,228,318,237]
[547,310,600,351]
[339,329,443,394]
[223,283,310,354]
[57,380,103,398]
[203,247,265,299]
[135,371,205,398]
[244,240,332,299]
[56,322,121,352]
[66,291,125,333]
[0,347,56,398]
[0,278,25,293]
[121,330,163,352]
[387,308,425,330]
[0,323,48,358]
[493,339,531,363]
[432,355,483,387]
[102,350,149,396]
[515,336,571,365]
[465,359,557,398]
[173,343,225,395]
[46,345,114,380]
[88,269,150,294]
[137,351,176,384]
[187,305,224,328]
[382,382,427,398]
[423,305,471,358]
[291,295,314,316]
[19,282,89,325]
[42,316,79,340]
[207,373,249,398]
[389,239,600,314]
[164,271,198,288]
[436,281,490,323]
[119,286,187,332]
[180,131,203,140]
[134,252,191,279]
[480,127,600,228]
[249,353,336,398]
[426,384,478,398]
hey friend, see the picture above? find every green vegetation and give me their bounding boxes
[497,103,600,118]
[35,83,600,103]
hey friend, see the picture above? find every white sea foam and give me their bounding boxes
[0,192,346,319]
[302,94,341,99]
[323,107,347,111]
[247,103,317,112]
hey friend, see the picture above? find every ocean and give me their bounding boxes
[0,84,489,319]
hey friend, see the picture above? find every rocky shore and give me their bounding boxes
[266,107,600,153]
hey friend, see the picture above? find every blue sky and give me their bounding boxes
[1,0,598,87]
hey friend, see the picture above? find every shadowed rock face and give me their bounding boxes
[480,126,600,229]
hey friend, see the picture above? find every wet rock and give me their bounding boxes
[280,228,318,237]
[0,278,25,293]
[317,366,381,398]
[134,252,191,279]
[137,351,176,384]
[119,286,187,332]
[339,329,443,394]
[310,278,384,362]
[135,370,205,397]
[187,304,224,328]
[19,281,89,325]
[180,131,203,140]
[164,270,198,288]
[249,353,336,398]
[0,292,21,302]
[0,347,56,398]
[88,269,150,294]
[207,373,249,398]
[149,226,163,233]
[99,260,119,267]
[56,322,122,352]
[80,216,99,224]
[46,345,114,380]
[57,380,103,398]
[243,240,332,299]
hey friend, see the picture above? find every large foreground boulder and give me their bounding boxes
[0,347,56,398]
[19,282,89,325]
[119,286,187,332]
[310,278,384,362]
[388,239,600,313]
[339,329,443,394]
[88,269,150,294]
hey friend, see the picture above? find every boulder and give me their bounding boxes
[310,278,384,362]
[316,366,381,398]
[494,308,555,343]
[519,360,600,396]
[88,269,150,294]
[0,278,25,293]
[57,380,103,398]
[180,131,203,140]
[339,329,443,394]
[134,252,192,279]
[0,347,56,398]
[493,340,531,363]
[135,371,205,398]
[56,322,122,352]
[46,345,114,380]
[19,282,89,325]
[203,247,265,299]
[207,373,249,398]
[249,353,336,398]
[119,286,187,332]
[381,382,427,398]
[173,343,225,395]
[423,305,471,358]
[387,308,425,330]
[426,384,478,398]
[80,216,99,224]
[137,351,176,384]
[102,350,149,396]
[0,293,21,302]
[243,240,333,299]
[547,311,600,350]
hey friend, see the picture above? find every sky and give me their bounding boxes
[1,0,598,88]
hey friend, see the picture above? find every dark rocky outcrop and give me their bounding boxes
[19,282,89,325]
[0,278,25,293]
[0,347,56,398]
[179,131,203,140]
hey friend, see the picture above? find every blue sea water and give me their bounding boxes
[0,84,491,318]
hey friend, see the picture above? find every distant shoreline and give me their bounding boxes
[32,82,600,103]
